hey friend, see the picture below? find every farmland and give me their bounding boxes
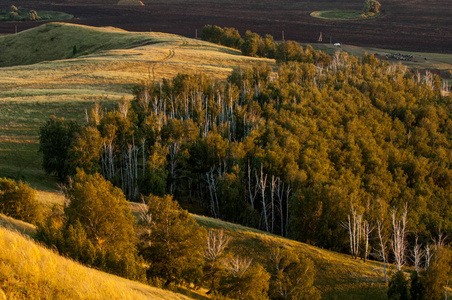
[0,0,450,53]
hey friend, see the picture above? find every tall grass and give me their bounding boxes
[0,227,193,300]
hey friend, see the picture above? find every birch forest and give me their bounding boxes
[40,49,451,255]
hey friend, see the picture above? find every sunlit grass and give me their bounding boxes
[0,227,194,299]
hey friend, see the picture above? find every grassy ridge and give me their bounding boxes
[0,22,153,67]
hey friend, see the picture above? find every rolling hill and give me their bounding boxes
[1,22,450,299]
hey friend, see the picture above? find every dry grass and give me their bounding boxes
[0,214,36,237]
[0,227,194,299]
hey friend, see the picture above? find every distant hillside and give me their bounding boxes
[0,224,194,300]
[0,22,155,67]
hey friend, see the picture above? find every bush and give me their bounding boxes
[0,178,42,224]
[388,271,410,300]
[218,257,270,300]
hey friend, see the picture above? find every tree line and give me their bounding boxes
[201,25,331,65]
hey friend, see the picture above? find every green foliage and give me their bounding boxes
[45,45,450,253]
[201,25,330,64]
[39,116,81,181]
[138,194,207,285]
[410,271,426,300]
[388,271,410,300]
[69,126,104,173]
[0,178,42,224]
[240,31,262,57]
[268,247,320,300]
[37,170,145,280]
[201,25,225,44]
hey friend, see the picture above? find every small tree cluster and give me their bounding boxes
[0,178,42,224]
[28,10,39,21]
[201,25,331,64]
[201,25,243,49]
[363,0,381,14]
[37,170,145,280]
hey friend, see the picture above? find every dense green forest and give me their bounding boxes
[40,42,450,256]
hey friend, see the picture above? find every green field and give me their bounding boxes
[310,10,379,20]
[0,9,73,22]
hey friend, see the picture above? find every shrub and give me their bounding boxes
[0,178,42,224]
[388,271,410,300]
[218,257,270,300]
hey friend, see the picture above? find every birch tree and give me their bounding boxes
[392,204,408,271]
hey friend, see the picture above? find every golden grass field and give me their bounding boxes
[0,225,195,300]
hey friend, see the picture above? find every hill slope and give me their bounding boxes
[1,197,388,300]
[0,224,194,300]
[0,22,155,67]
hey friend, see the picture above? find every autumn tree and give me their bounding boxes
[0,178,42,224]
[37,170,144,280]
[138,194,207,286]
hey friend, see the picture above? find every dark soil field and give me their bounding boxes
[0,0,451,53]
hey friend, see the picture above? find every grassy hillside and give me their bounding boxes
[0,22,271,191]
[0,225,195,300]
[0,22,153,67]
